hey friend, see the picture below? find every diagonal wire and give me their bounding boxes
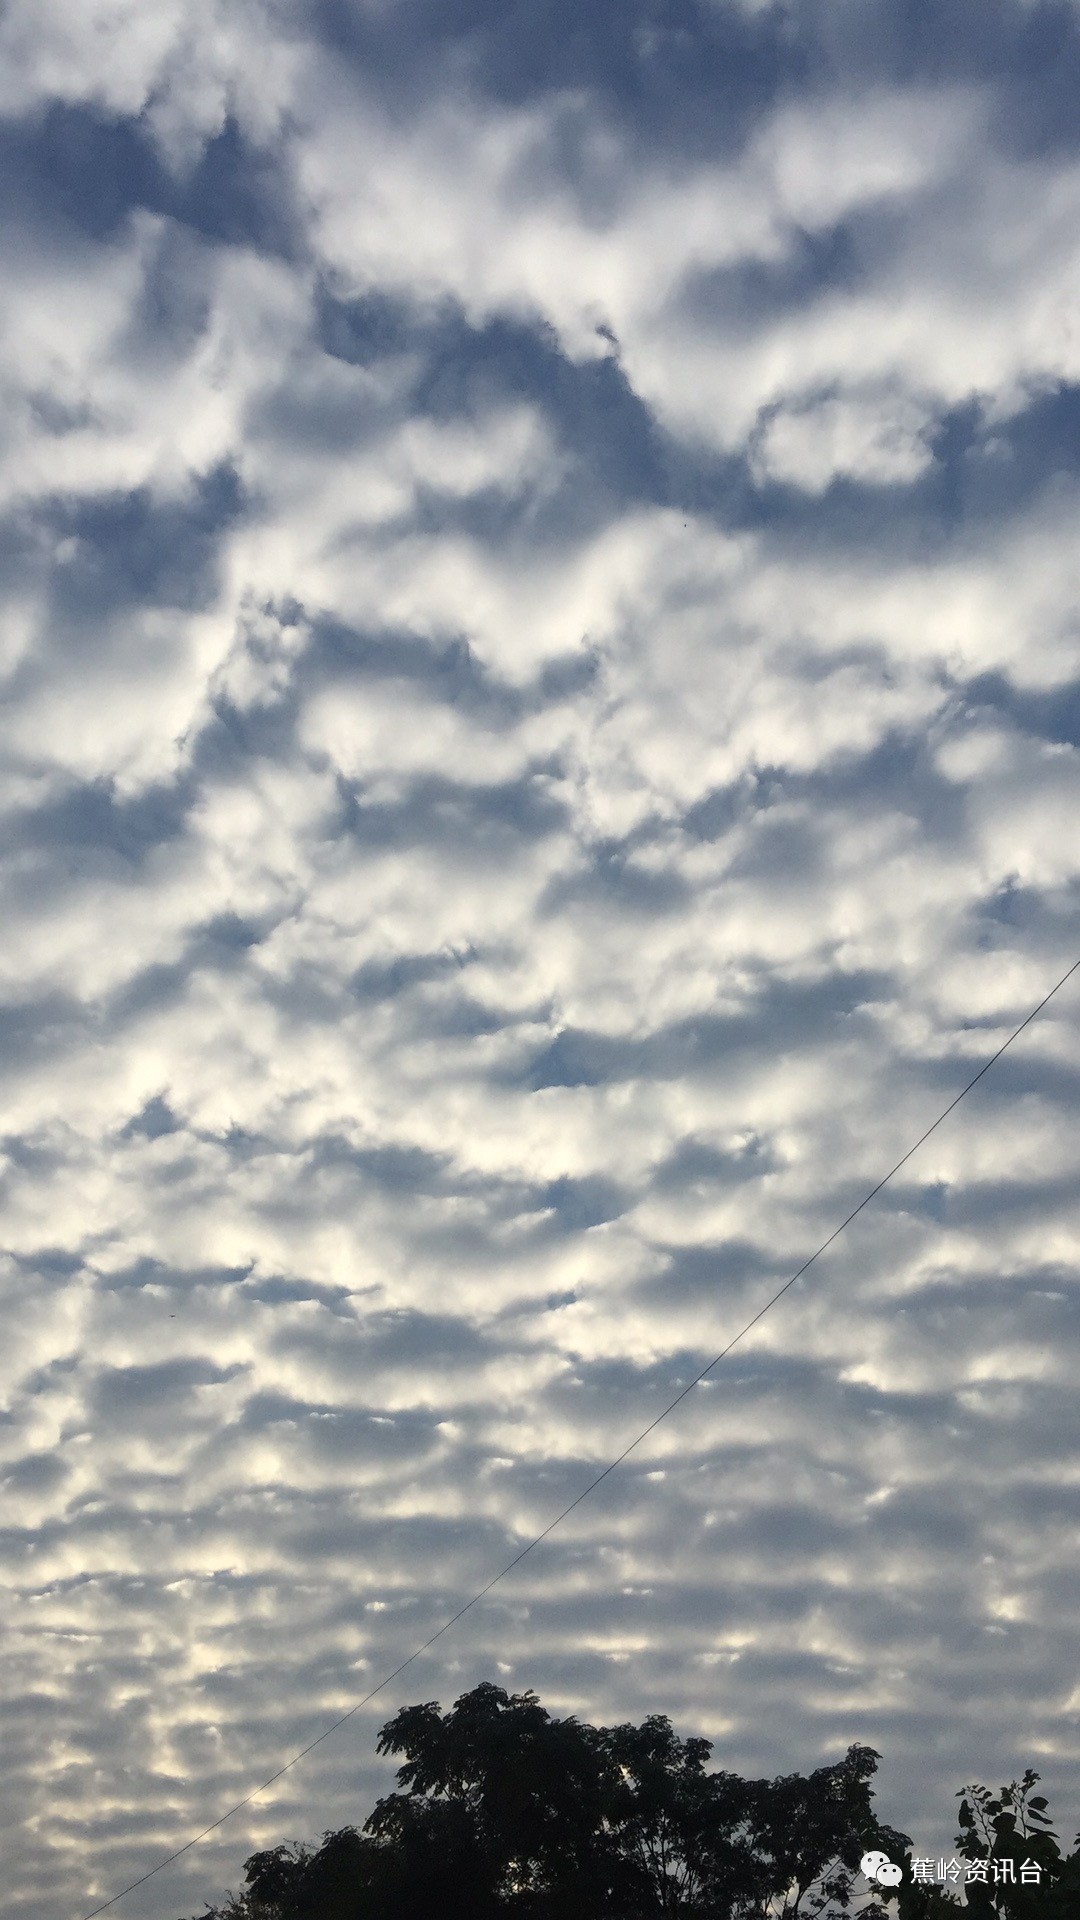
[81,954,1080,1917]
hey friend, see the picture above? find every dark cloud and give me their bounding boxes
[528,967,892,1087]
[304,1135,448,1194]
[540,838,693,916]
[285,294,673,538]
[0,990,83,1069]
[349,945,480,1004]
[41,463,244,621]
[4,778,192,877]
[683,383,1080,559]
[1,1451,69,1495]
[88,1357,244,1422]
[0,102,300,253]
[94,1256,252,1296]
[637,1237,781,1308]
[961,667,1080,750]
[310,0,803,164]
[652,1133,778,1191]
[811,0,1080,158]
[336,768,571,854]
[678,219,866,337]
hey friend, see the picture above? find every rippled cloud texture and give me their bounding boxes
[2,3,1080,1913]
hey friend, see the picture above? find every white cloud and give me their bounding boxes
[0,0,297,152]
[750,390,935,491]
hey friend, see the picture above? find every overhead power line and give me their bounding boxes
[82,953,1080,1918]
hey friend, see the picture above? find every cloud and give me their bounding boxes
[0,5,1079,1919]
[749,389,936,492]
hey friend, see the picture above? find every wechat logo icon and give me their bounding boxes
[861,1850,902,1887]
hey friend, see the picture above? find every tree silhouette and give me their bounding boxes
[182,1682,905,1918]
[179,1686,1080,1918]
[949,1769,1080,1918]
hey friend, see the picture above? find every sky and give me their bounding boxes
[1,2,1080,1914]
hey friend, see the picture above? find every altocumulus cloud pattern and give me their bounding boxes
[1,3,1080,1914]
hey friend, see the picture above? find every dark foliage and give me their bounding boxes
[947,1768,1080,1919]
[180,1684,1080,1919]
